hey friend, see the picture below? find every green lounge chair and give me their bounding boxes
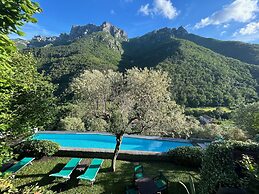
[134,164,144,180]
[77,158,104,185]
[50,158,82,179]
[2,157,35,177]
[153,172,169,192]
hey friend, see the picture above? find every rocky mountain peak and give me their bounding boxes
[149,26,188,38]
[175,26,188,36]
[69,22,128,40]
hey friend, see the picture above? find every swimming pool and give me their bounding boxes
[33,133,193,153]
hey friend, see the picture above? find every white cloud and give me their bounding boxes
[110,9,116,15]
[233,21,259,37]
[232,22,259,42]
[138,0,179,20]
[9,23,57,40]
[239,22,259,35]
[223,24,229,28]
[195,0,259,29]
[220,31,226,36]
[139,4,151,16]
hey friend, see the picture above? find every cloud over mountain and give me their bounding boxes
[139,0,178,20]
[195,0,259,29]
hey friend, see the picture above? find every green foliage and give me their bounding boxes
[191,124,248,141]
[20,184,56,194]
[10,52,57,133]
[30,32,122,96]
[120,32,259,107]
[0,179,55,194]
[0,0,41,167]
[25,27,259,108]
[14,140,59,158]
[179,176,196,194]
[68,68,197,138]
[157,40,258,107]
[233,102,259,136]
[240,154,259,181]
[199,141,259,194]
[0,142,12,166]
[185,107,231,119]
[0,0,41,35]
[0,178,18,194]
[60,117,85,131]
[167,146,203,168]
[181,33,259,66]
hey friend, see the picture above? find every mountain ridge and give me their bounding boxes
[17,22,259,107]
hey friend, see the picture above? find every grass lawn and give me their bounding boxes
[12,157,200,194]
[188,107,231,112]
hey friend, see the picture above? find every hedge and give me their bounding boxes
[14,140,60,159]
[167,146,203,168]
[199,141,259,194]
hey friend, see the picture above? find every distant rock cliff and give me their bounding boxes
[70,22,127,40]
[27,22,128,48]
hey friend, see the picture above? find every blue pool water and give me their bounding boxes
[33,133,193,153]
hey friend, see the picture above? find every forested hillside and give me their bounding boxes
[178,33,259,65]
[29,31,123,96]
[120,30,259,107]
[21,24,259,107]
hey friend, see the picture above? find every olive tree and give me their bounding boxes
[70,68,196,171]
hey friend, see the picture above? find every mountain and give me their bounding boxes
[137,26,259,66]
[21,23,259,107]
[174,29,259,66]
[27,21,127,48]
[13,38,30,50]
[120,28,259,107]
[28,22,126,96]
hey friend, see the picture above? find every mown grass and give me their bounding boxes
[12,157,200,194]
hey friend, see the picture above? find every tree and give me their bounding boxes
[10,52,57,134]
[0,0,41,166]
[233,102,259,137]
[70,68,196,171]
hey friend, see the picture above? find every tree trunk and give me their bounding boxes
[111,133,123,172]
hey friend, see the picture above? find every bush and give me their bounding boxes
[191,124,247,141]
[167,146,203,168]
[254,134,259,143]
[60,117,85,131]
[199,141,259,194]
[14,140,60,158]
[21,184,56,194]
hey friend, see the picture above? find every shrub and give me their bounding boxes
[233,102,259,136]
[167,146,203,168]
[14,140,60,158]
[0,178,18,193]
[21,184,56,194]
[255,134,259,143]
[199,141,259,194]
[191,124,247,141]
[60,117,85,131]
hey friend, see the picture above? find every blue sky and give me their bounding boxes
[12,0,259,43]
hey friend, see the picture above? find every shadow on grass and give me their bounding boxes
[99,161,134,194]
[15,163,65,190]
[50,169,82,193]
